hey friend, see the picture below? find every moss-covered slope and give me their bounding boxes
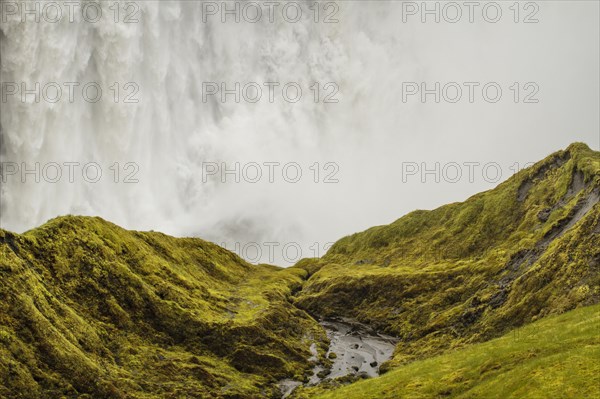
[292,303,600,398]
[295,142,599,366]
[0,217,326,398]
[0,143,598,398]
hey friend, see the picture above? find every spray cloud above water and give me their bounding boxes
[1,1,598,265]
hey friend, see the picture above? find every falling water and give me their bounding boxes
[0,1,420,263]
[1,1,598,264]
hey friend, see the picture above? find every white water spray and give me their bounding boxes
[1,1,598,265]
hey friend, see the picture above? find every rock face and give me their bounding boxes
[538,208,552,222]
[0,143,599,398]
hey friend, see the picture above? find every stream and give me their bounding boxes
[278,318,399,398]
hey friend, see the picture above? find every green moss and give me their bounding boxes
[292,304,600,399]
[0,216,326,398]
[0,142,597,398]
[295,143,599,365]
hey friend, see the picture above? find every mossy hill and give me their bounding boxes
[0,217,328,398]
[293,303,600,398]
[294,142,599,367]
[1,143,598,398]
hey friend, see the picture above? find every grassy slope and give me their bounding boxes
[295,143,600,366]
[293,304,600,399]
[0,217,327,399]
[0,143,598,398]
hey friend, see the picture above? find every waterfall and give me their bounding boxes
[1,1,598,265]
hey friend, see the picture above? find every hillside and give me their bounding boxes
[294,142,599,366]
[0,142,598,398]
[0,217,327,398]
[293,304,600,398]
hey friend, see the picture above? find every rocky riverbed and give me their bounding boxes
[278,318,399,398]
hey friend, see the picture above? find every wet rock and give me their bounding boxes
[517,152,569,202]
[537,208,552,222]
[567,169,585,197]
[279,319,399,397]
[278,380,302,399]
[317,370,329,379]
[489,289,508,309]
[320,319,398,380]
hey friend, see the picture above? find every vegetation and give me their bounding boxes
[0,217,327,398]
[294,142,599,366]
[292,304,600,398]
[0,143,598,398]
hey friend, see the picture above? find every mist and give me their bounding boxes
[1,0,598,265]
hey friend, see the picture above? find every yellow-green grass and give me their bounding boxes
[294,143,600,366]
[0,216,327,398]
[1,143,598,398]
[292,304,600,399]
